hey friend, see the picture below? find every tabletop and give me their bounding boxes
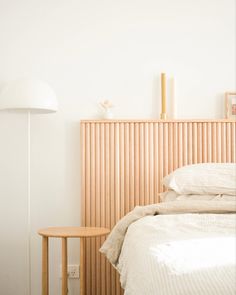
[38,226,110,238]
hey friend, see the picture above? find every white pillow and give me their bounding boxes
[160,190,178,202]
[163,163,236,195]
[160,190,236,202]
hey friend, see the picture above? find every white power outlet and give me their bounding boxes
[68,265,80,279]
[59,265,80,279]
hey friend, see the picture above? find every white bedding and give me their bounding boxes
[100,201,236,295]
[117,214,236,295]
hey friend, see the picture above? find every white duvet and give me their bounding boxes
[100,200,236,295]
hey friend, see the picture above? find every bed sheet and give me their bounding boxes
[117,213,236,295]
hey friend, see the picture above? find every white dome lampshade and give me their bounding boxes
[0,78,58,113]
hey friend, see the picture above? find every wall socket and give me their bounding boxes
[60,264,80,279]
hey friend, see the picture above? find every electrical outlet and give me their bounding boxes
[68,265,80,279]
[59,265,80,279]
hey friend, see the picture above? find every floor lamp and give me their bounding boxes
[0,78,58,295]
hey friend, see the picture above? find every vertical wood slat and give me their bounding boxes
[212,122,217,162]
[197,123,202,163]
[207,123,212,162]
[178,123,183,167]
[110,123,116,295]
[119,123,125,218]
[193,123,197,164]
[144,123,149,205]
[81,120,235,295]
[158,123,164,193]
[115,123,120,294]
[221,123,226,162]
[154,123,159,202]
[125,123,130,213]
[90,123,96,295]
[202,123,207,163]
[139,123,145,205]
[95,124,101,295]
[188,123,193,164]
[100,123,106,295]
[134,123,140,205]
[216,123,221,162]
[226,123,231,162]
[183,123,188,166]
[231,123,235,162]
[173,122,178,170]
[149,123,154,204]
[163,123,169,177]
[105,123,111,295]
[129,123,135,209]
[85,123,91,295]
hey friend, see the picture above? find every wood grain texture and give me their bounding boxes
[80,120,236,295]
[61,238,67,295]
[80,238,85,295]
[38,227,110,238]
[42,237,48,295]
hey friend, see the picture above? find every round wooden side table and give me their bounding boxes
[38,226,110,295]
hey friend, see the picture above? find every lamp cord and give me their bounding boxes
[27,111,31,295]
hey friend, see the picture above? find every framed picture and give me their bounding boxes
[225,92,236,119]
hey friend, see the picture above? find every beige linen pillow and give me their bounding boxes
[163,163,236,195]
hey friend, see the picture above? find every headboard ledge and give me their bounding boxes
[81,119,236,123]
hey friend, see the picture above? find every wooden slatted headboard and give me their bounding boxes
[80,119,236,295]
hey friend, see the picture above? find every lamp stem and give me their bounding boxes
[27,110,31,295]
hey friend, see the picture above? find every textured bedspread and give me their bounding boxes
[117,214,236,295]
[100,201,236,295]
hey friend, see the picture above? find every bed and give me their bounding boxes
[100,163,236,295]
[81,120,236,295]
[117,213,236,295]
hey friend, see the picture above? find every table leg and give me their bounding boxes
[80,238,85,295]
[62,237,68,295]
[42,237,49,295]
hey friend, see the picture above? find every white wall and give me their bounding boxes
[0,0,235,294]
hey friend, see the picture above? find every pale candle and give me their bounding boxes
[161,73,166,114]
